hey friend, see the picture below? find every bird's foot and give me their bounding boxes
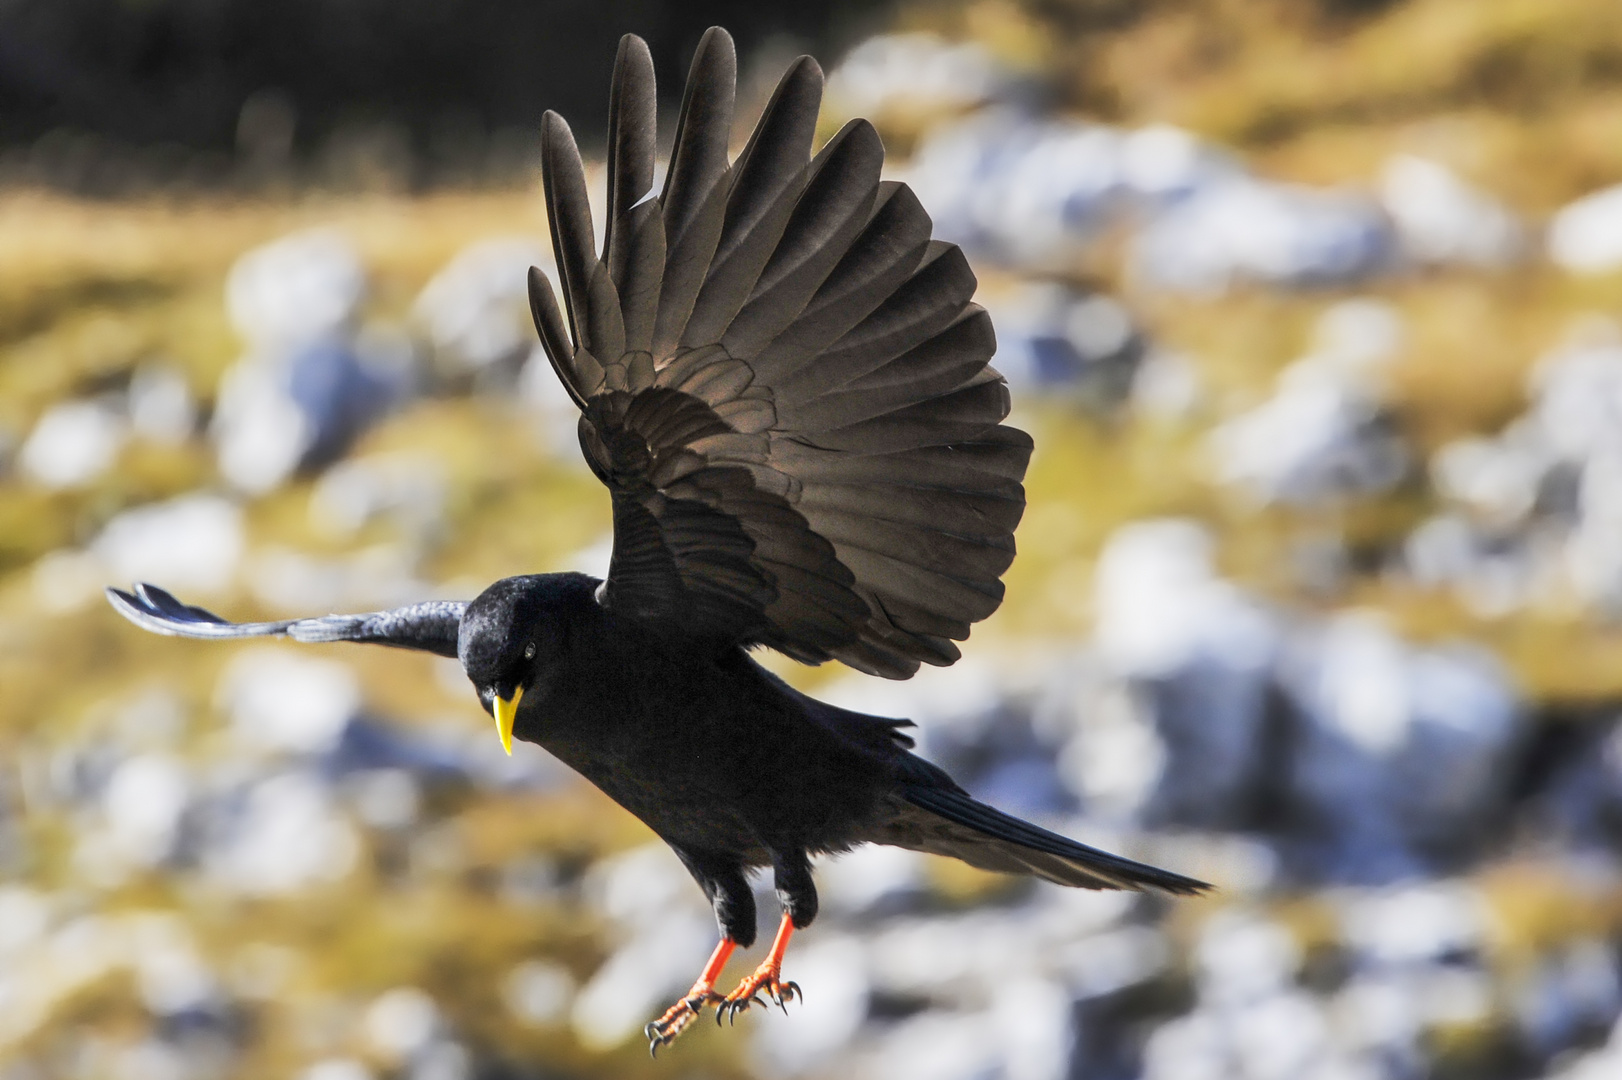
[717,960,801,1023]
[645,984,724,1055]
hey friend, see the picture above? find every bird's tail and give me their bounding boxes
[888,786,1209,896]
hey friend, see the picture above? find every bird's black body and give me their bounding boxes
[465,572,899,943]
[107,25,1207,1050]
[453,570,1203,950]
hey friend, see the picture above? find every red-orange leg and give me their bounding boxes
[718,914,802,1023]
[644,937,736,1055]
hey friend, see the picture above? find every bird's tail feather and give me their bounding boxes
[893,786,1209,896]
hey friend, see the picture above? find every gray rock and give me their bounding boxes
[225,229,365,351]
[1277,613,1520,882]
[127,365,197,445]
[214,230,412,494]
[825,33,1012,121]
[979,280,1145,404]
[1208,307,1409,506]
[907,115,1239,270]
[213,333,412,494]
[18,399,126,489]
[1550,183,1622,274]
[1130,178,1394,293]
[92,494,245,596]
[412,238,549,386]
[1378,155,1524,269]
[1086,521,1279,828]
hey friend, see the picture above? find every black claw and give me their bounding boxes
[785,980,802,1004]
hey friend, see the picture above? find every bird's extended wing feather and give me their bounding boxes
[107,583,465,658]
[532,28,1032,678]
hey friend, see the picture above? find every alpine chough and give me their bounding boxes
[108,26,1208,1053]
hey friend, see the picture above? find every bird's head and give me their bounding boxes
[458,574,560,755]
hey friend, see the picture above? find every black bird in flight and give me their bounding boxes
[109,26,1207,1053]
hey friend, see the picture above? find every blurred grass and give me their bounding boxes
[0,191,552,429]
[905,0,1622,210]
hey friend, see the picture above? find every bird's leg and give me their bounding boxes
[647,853,756,1054]
[718,912,800,1021]
[644,936,735,1055]
[719,849,814,1022]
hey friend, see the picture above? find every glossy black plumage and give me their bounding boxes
[107,26,1207,1050]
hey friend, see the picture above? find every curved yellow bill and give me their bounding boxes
[493,685,523,756]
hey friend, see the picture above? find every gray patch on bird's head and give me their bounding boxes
[458,572,603,697]
[458,575,547,689]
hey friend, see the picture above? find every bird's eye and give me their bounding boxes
[523,641,537,661]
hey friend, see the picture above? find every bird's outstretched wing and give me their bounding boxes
[107,583,465,658]
[532,28,1032,679]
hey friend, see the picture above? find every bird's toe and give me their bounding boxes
[719,963,800,1023]
[645,988,722,1055]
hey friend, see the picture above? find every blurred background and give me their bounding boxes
[5,0,1622,1078]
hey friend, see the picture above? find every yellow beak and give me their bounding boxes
[493,685,522,756]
